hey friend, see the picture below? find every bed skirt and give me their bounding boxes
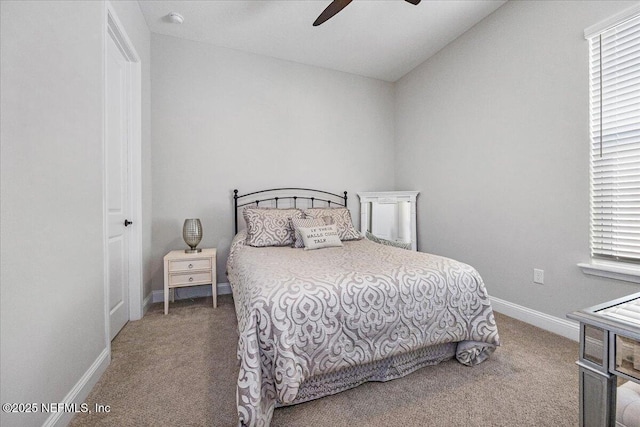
[276,342,457,408]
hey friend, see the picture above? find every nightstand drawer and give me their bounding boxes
[169,271,212,286]
[169,258,211,272]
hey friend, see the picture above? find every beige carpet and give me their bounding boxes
[70,295,579,427]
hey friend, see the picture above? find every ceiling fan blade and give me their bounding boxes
[404,0,421,4]
[313,0,353,26]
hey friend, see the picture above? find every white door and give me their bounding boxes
[106,32,131,340]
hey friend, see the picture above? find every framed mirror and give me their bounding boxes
[357,191,419,251]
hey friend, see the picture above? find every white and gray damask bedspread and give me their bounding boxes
[226,231,500,427]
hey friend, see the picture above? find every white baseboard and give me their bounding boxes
[151,282,232,304]
[43,347,110,427]
[490,296,579,342]
[217,282,232,296]
[142,292,153,315]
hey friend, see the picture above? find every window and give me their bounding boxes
[588,11,640,263]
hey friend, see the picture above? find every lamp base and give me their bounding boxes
[185,248,202,253]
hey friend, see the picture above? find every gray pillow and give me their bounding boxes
[303,207,361,241]
[365,231,411,250]
[243,208,303,247]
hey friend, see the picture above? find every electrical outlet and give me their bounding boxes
[533,269,544,284]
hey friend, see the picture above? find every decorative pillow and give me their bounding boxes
[243,208,303,247]
[291,217,327,248]
[365,230,411,250]
[303,207,361,241]
[297,224,343,250]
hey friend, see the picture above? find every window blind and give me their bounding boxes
[590,13,640,262]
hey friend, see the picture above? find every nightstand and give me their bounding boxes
[163,248,217,314]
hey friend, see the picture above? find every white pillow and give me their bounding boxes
[290,217,327,248]
[303,207,362,241]
[297,224,343,250]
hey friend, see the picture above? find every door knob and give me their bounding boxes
[124,219,133,227]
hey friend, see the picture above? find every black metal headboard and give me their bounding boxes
[233,187,348,234]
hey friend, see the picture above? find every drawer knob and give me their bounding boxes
[188,263,193,269]
[189,277,193,282]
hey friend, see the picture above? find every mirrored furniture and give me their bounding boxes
[567,292,640,427]
[357,191,419,251]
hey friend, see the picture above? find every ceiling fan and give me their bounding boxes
[313,0,421,26]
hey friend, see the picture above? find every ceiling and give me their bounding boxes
[138,0,506,82]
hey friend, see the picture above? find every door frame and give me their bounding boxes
[103,1,143,348]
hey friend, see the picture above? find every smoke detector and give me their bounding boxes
[167,12,184,24]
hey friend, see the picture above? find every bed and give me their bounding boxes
[226,188,500,427]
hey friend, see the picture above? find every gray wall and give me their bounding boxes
[0,1,151,426]
[395,0,640,320]
[1,2,104,426]
[150,34,396,291]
